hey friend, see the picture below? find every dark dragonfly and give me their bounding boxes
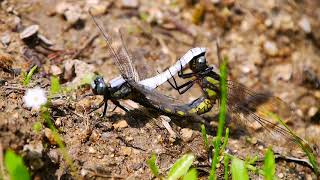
[89,11,206,117]
[89,11,316,162]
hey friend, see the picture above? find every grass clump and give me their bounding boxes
[263,148,276,180]
[147,153,197,180]
[147,153,159,177]
[22,65,37,86]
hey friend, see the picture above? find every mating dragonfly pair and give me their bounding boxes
[88,12,315,159]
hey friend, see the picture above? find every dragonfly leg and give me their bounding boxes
[101,101,108,117]
[200,67,214,75]
[178,70,198,79]
[111,100,129,112]
[167,75,196,94]
[88,100,105,114]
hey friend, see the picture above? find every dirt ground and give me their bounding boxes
[0,0,320,179]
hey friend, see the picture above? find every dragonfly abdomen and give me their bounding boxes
[160,96,214,116]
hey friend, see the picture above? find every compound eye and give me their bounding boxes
[198,56,206,64]
[91,76,106,95]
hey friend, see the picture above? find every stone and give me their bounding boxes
[298,17,311,34]
[272,64,292,81]
[38,34,54,46]
[180,128,193,142]
[308,106,318,118]
[88,146,96,153]
[50,65,62,76]
[121,0,139,8]
[113,120,128,129]
[44,128,57,145]
[263,40,278,56]
[120,146,132,156]
[1,33,11,46]
[19,25,39,40]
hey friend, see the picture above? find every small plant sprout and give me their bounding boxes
[23,86,47,110]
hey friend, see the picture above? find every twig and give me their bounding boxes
[85,168,125,179]
[1,86,26,91]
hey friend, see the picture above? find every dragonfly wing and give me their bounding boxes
[226,80,311,154]
[90,13,139,81]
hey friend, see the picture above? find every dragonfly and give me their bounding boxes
[89,11,318,170]
[89,11,206,117]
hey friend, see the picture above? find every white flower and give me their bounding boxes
[23,86,47,110]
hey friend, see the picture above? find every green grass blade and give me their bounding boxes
[50,76,61,95]
[4,150,30,180]
[210,57,228,180]
[201,124,209,150]
[221,128,229,154]
[183,168,198,180]
[231,158,249,180]
[167,153,195,180]
[146,153,159,177]
[23,65,37,86]
[268,112,319,175]
[263,148,275,180]
[224,154,230,180]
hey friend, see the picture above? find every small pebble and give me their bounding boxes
[64,8,81,24]
[263,40,278,56]
[50,65,62,76]
[113,120,128,129]
[121,0,139,8]
[90,130,100,142]
[80,169,89,177]
[273,64,292,81]
[48,149,59,163]
[55,2,70,14]
[38,34,54,46]
[120,146,132,156]
[278,173,284,179]
[88,146,96,153]
[180,128,193,142]
[264,18,273,27]
[298,17,311,34]
[44,128,57,145]
[1,33,11,46]
[308,106,318,118]
[20,25,39,40]
[55,117,62,126]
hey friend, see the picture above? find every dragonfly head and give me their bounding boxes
[91,76,109,96]
[189,54,208,73]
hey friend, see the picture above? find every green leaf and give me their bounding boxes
[23,65,37,86]
[146,153,159,177]
[201,124,209,150]
[183,168,198,180]
[167,153,195,180]
[263,148,275,180]
[50,76,61,95]
[4,150,30,180]
[231,158,249,180]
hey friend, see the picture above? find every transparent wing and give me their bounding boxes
[90,12,139,81]
[226,80,314,155]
